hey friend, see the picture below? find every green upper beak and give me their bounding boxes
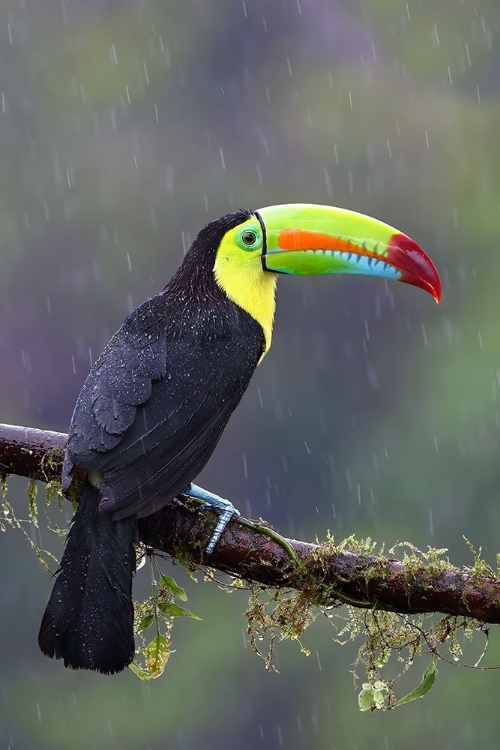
[257,203,441,302]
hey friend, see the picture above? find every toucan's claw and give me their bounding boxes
[185,483,240,554]
[183,483,298,564]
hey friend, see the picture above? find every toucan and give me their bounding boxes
[38,203,440,675]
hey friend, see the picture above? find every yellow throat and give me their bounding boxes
[213,223,277,359]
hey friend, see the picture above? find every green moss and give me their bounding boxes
[464,537,497,579]
[241,534,495,711]
[1,475,61,572]
[6,478,498,709]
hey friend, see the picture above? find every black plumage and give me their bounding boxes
[39,210,265,674]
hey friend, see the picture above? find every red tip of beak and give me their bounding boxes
[388,234,441,303]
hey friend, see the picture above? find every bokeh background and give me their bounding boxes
[1,0,500,747]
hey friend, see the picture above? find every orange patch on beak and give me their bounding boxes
[278,229,368,255]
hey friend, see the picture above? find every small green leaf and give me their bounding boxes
[160,574,188,601]
[392,656,438,708]
[358,681,388,712]
[358,684,375,712]
[158,602,202,620]
[145,633,170,679]
[136,614,155,632]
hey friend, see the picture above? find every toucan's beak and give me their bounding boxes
[257,203,441,303]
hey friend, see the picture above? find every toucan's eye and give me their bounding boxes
[241,230,257,246]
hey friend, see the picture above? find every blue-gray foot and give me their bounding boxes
[183,483,298,564]
[184,483,240,554]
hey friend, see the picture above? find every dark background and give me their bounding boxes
[1,0,500,747]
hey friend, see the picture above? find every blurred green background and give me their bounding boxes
[1,0,500,747]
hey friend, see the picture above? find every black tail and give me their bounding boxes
[38,481,136,675]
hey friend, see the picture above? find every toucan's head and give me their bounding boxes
[206,203,440,355]
[213,203,440,298]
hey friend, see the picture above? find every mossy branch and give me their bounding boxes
[2,422,500,625]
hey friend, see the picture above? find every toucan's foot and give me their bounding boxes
[184,484,240,554]
[183,484,298,565]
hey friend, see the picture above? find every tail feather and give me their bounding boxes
[38,482,136,675]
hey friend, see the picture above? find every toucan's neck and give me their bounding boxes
[164,210,277,358]
[213,257,277,358]
[164,210,253,303]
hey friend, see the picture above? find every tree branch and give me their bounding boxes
[2,422,500,624]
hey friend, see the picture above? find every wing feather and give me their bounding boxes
[65,298,169,466]
[64,294,263,518]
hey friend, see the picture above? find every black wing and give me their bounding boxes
[64,294,263,520]
[65,298,168,466]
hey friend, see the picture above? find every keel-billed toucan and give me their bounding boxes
[39,203,440,674]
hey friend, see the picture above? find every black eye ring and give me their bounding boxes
[241,230,257,246]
